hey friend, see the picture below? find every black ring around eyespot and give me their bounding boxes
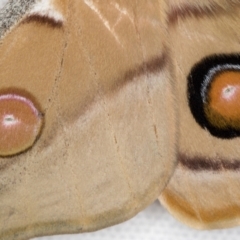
[187,53,240,139]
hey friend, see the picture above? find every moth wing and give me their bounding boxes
[160,1,240,229]
[0,0,177,239]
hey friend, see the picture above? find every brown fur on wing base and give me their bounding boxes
[160,1,240,229]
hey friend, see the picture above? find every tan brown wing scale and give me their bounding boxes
[0,0,177,239]
[160,0,240,230]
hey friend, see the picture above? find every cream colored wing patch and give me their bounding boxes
[27,0,65,24]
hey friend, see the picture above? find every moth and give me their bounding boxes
[0,0,176,239]
[0,0,240,239]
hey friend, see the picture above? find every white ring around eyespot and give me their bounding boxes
[0,94,39,116]
[201,64,240,103]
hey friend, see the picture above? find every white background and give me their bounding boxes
[33,201,240,240]
[1,0,240,239]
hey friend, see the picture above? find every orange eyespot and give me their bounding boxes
[188,54,240,138]
[0,94,43,157]
[208,71,240,118]
[205,71,240,129]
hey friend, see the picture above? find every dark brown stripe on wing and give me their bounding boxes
[22,15,63,28]
[179,153,240,171]
[116,51,168,91]
[168,2,240,24]
[104,49,169,98]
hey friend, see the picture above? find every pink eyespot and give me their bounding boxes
[0,93,43,157]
